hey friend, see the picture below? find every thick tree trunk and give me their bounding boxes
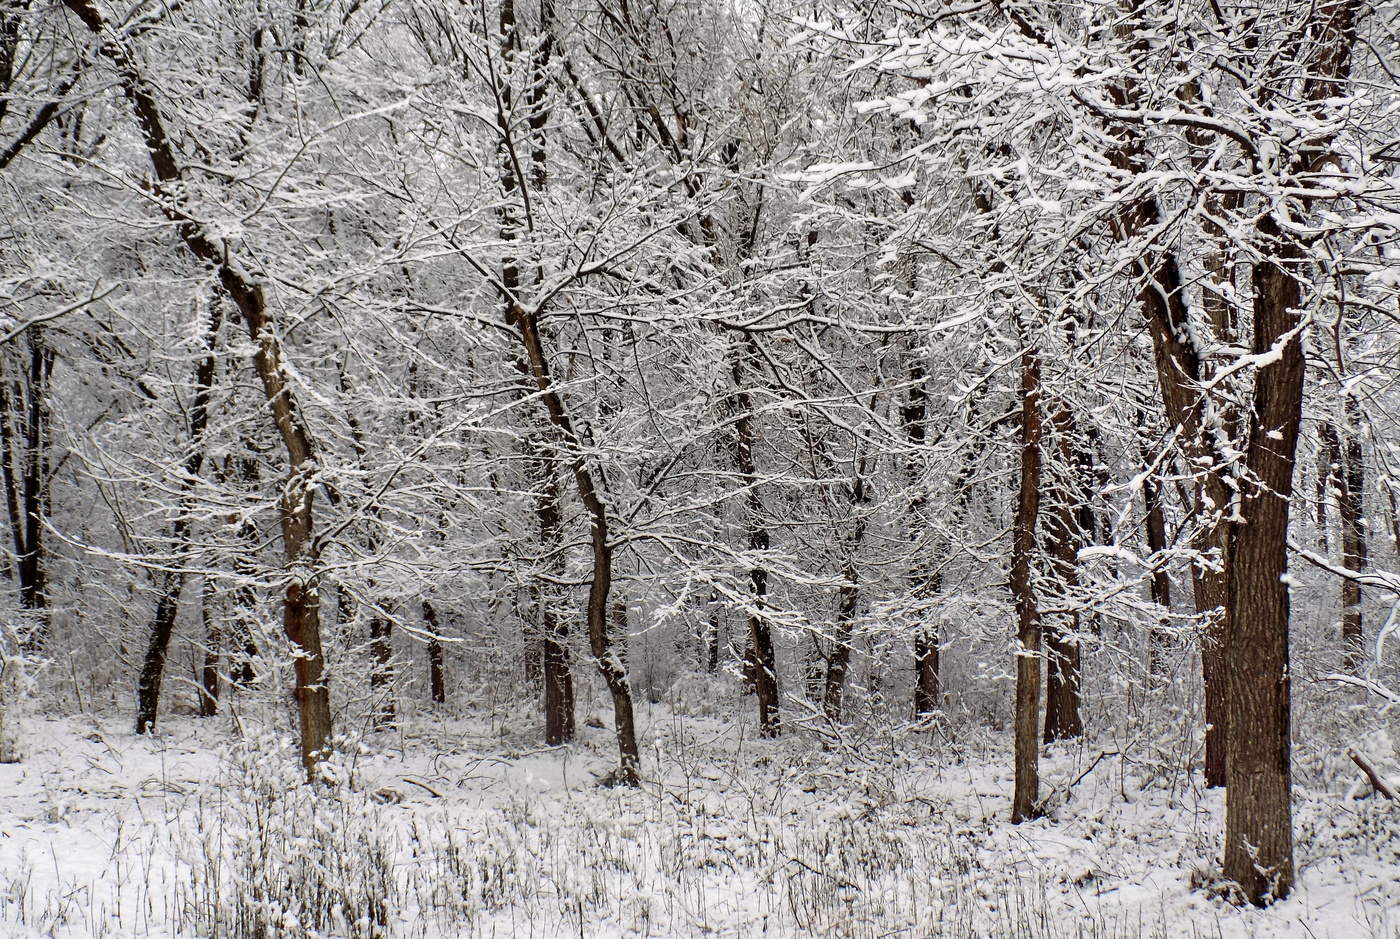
[1222,217,1304,904]
[1011,347,1044,824]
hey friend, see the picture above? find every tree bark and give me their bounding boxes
[732,336,779,738]
[1221,215,1304,904]
[199,579,220,717]
[823,555,861,722]
[1011,346,1045,823]
[1043,401,1084,743]
[422,599,446,706]
[1138,422,1173,676]
[0,333,52,654]
[1339,399,1366,672]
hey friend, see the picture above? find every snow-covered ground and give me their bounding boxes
[0,698,1396,938]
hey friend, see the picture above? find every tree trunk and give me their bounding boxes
[1140,431,1173,675]
[134,298,222,734]
[1043,401,1084,743]
[1222,216,1304,904]
[823,557,860,722]
[733,336,779,738]
[1,333,52,654]
[199,579,220,717]
[705,589,722,673]
[64,0,334,779]
[369,610,395,726]
[1339,398,1366,672]
[1011,347,1044,824]
[905,357,942,719]
[422,599,446,706]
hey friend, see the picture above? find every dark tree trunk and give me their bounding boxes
[369,610,395,727]
[135,575,182,732]
[1011,347,1045,824]
[822,557,860,722]
[1137,421,1173,675]
[1339,399,1366,672]
[1,333,53,654]
[1222,216,1304,904]
[422,599,446,705]
[498,0,576,747]
[704,589,722,673]
[199,580,220,717]
[733,336,779,738]
[904,357,942,719]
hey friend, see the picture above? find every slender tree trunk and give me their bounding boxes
[199,579,220,717]
[905,357,942,718]
[1043,401,1084,742]
[705,588,722,673]
[368,609,395,726]
[1339,398,1366,672]
[422,599,446,706]
[732,336,779,737]
[1138,423,1173,675]
[1011,347,1045,823]
[1318,422,1340,552]
[1,335,53,654]
[135,298,222,733]
[823,556,861,722]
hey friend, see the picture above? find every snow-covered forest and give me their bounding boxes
[1,0,1399,935]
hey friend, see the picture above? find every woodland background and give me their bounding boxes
[1,0,1400,933]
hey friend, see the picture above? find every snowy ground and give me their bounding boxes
[0,694,1397,938]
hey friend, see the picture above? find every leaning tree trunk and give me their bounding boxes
[509,300,640,784]
[1221,216,1305,904]
[64,0,334,778]
[1011,346,1045,823]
